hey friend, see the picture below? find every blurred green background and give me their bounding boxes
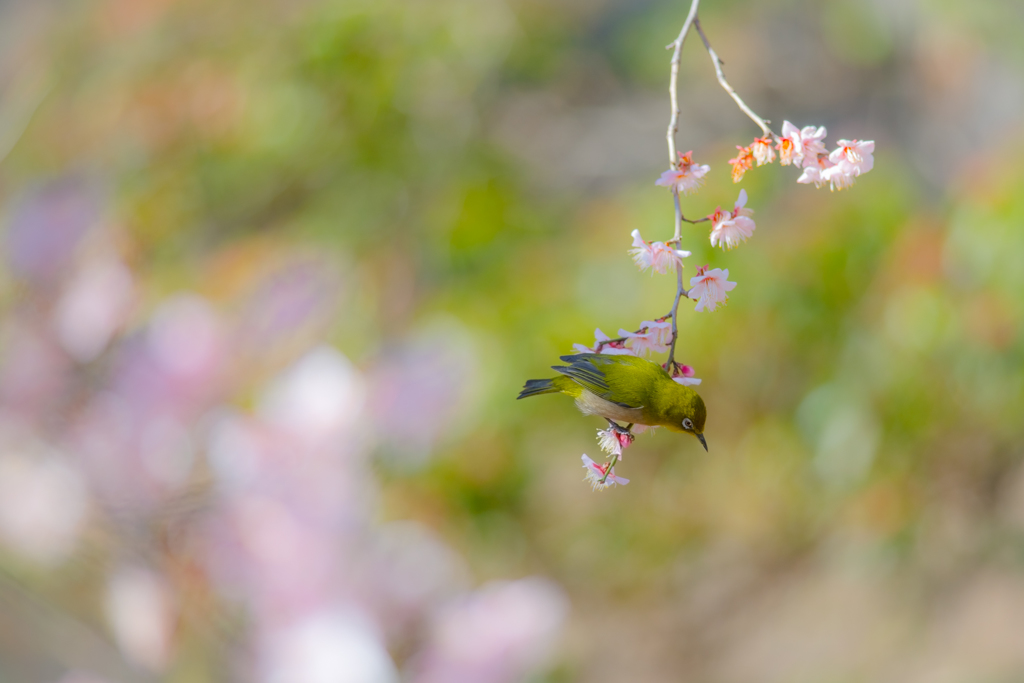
[2,0,1024,681]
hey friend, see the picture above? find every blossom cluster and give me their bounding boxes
[572,115,874,489]
[730,121,875,191]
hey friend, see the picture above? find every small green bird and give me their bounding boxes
[518,353,708,450]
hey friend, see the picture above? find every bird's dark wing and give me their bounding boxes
[551,354,640,408]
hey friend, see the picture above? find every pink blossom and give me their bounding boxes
[688,265,736,312]
[822,163,857,191]
[823,139,875,190]
[581,455,629,491]
[797,153,835,188]
[750,136,776,166]
[572,328,634,356]
[830,139,874,175]
[798,125,829,164]
[728,145,754,183]
[670,364,701,387]
[654,150,709,195]
[596,428,634,456]
[776,121,804,166]
[618,319,672,356]
[629,229,690,275]
[709,189,756,250]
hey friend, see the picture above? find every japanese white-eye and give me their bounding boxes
[518,353,708,450]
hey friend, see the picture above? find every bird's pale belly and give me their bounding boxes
[574,389,647,424]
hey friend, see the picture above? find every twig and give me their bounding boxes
[599,423,633,485]
[693,17,773,137]
[664,189,689,368]
[665,0,702,168]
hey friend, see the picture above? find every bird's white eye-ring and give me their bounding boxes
[682,418,694,430]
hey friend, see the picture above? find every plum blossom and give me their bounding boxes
[830,139,874,174]
[776,121,804,166]
[688,265,736,312]
[796,141,874,192]
[581,455,629,491]
[822,164,856,191]
[671,364,701,387]
[798,125,829,164]
[572,328,634,355]
[728,145,754,183]
[655,150,709,195]
[709,189,756,250]
[797,153,835,188]
[618,319,672,356]
[822,139,875,190]
[750,136,776,166]
[629,229,690,275]
[596,427,634,456]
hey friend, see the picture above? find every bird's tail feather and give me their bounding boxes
[517,378,557,399]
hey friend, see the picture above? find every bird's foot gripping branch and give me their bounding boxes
[520,0,875,491]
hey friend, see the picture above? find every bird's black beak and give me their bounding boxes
[697,433,708,451]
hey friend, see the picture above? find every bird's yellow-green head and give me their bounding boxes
[651,380,708,450]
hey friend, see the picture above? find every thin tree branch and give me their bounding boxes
[666,264,686,368]
[665,0,702,168]
[599,451,620,486]
[693,17,773,137]
[598,423,632,485]
[664,189,689,369]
